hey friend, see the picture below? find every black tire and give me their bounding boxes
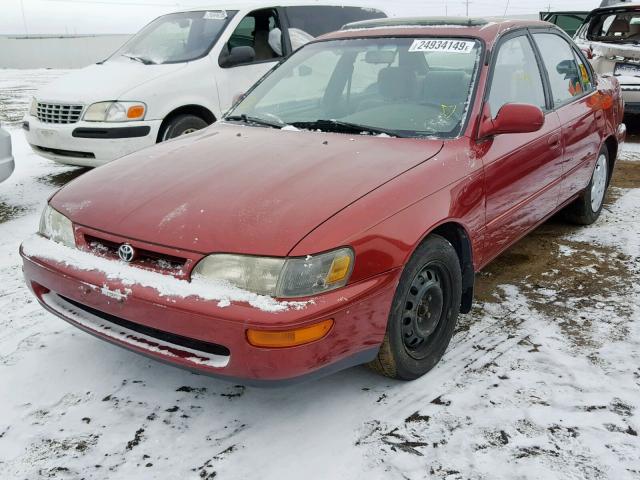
[563,145,610,225]
[159,114,209,142]
[369,235,462,380]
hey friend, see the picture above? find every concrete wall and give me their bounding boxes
[0,35,132,69]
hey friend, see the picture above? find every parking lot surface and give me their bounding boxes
[0,70,638,480]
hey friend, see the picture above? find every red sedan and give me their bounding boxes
[21,18,625,385]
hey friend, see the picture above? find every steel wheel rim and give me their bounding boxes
[162,127,199,142]
[591,153,608,212]
[401,263,450,360]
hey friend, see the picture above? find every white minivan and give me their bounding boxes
[24,2,386,167]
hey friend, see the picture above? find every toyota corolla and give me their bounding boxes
[21,18,625,385]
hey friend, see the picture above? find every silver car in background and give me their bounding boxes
[575,2,640,114]
[0,127,15,183]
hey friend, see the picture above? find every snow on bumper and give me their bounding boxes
[20,235,396,384]
[23,115,162,166]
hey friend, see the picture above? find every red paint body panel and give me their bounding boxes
[51,124,443,257]
[21,20,625,384]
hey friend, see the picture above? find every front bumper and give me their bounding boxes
[0,129,14,183]
[21,240,398,385]
[23,115,162,167]
[619,86,640,114]
[0,155,14,183]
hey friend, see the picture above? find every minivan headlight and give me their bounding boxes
[192,248,354,298]
[39,205,76,248]
[84,101,146,122]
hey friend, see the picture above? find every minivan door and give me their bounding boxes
[215,8,288,114]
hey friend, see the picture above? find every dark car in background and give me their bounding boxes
[539,11,589,37]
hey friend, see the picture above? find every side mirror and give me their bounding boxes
[479,103,545,138]
[556,59,578,77]
[221,46,255,67]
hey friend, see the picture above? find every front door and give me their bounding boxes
[480,33,564,264]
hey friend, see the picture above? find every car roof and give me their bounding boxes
[321,16,555,43]
[162,1,387,14]
[591,2,640,13]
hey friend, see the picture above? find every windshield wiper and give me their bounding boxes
[224,114,285,129]
[122,54,156,65]
[290,119,405,137]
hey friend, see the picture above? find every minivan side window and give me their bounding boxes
[285,6,385,38]
[533,33,588,106]
[221,8,283,66]
[487,35,546,118]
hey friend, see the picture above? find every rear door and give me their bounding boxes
[481,32,564,263]
[530,31,601,204]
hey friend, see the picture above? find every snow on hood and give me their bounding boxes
[51,123,443,256]
[22,235,310,312]
[35,57,186,105]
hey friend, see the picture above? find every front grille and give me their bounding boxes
[84,235,189,275]
[37,102,84,124]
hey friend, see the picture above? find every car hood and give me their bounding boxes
[51,124,443,256]
[36,58,187,104]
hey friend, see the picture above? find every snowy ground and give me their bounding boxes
[0,70,638,480]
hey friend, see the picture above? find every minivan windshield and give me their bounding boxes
[586,10,640,43]
[112,10,237,65]
[227,37,481,138]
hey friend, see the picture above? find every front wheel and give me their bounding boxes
[369,235,462,380]
[160,114,209,142]
[563,145,610,225]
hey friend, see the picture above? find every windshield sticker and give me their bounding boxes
[203,10,227,20]
[409,39,475,54]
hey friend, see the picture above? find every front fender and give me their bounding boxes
[289,140,485,284]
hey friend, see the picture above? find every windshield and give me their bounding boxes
[227,37,482,138]
[112,10,237,65]
[586,10,640,43]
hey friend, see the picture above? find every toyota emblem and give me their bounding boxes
[118,244,136,263]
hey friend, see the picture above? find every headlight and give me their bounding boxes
[83,101,146,122]
[29,97,38,117]
[192,247,354,298]
[39,205,76,248]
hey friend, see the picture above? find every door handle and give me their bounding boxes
[548,134,561,149]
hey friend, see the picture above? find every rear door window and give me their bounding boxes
[532,33,587,106]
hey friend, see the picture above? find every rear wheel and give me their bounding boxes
[160,114,208,142]
[369,235,462,380]
[563,145,610,225]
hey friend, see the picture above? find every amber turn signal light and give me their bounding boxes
[127,105,146,119]
[246,319,334,348]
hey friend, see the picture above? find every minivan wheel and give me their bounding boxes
[160,114,209,142]
[368,235,462,380]
[563,145,610,225]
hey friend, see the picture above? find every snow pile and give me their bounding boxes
[22,235,309,313]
